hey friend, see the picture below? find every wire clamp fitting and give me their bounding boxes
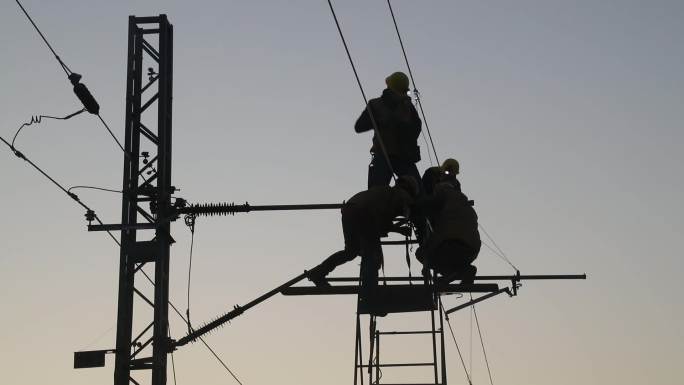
[85,209,96,225]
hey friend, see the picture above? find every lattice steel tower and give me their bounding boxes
[113,15,173,385]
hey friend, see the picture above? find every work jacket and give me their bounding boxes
[345,186,414,236]
[354,89,422,163]
[419,182,481,256]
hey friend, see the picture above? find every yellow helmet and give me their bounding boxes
[385,71,410,94]
[441,158,460,175]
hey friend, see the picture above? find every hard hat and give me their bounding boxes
[396,175,420,198]
[385,71,410,94]
[441,158,460,175]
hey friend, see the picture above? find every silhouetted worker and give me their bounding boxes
[421,166,442,195]
[307,176,420,305]
[416,161,480,285]
[355,71,422,189]
[440,158,461,192]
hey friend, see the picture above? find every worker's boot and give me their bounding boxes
[459,265,477,286]
[436,265,477,287]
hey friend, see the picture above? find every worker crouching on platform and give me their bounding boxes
[417,159,481,285]
[355,71,422,189]
[307,176,420,304]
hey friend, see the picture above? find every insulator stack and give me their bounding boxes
[181,202,251,217]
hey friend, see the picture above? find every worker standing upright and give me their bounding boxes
[355,71,422,189]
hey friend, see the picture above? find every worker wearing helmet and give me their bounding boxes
[355,71,422,190]
[417,160,480,285]
[307,176,419,310]
[440,158,461,191]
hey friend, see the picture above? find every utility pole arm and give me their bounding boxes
[173,271,309,348]
[177,202,344,217]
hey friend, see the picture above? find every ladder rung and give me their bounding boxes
[358,362,435,368]
[378,330,439,335]
[374,383,442,385]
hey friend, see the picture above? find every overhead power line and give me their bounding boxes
[11,109,85,148]
[10,5,237,377]
[326,0,397,182]
[14,0,72,76]
[15,0,128,157]
[1,134,120,246]
[441,299,473,385]
[386,0,440,165]
[472,301,495,385]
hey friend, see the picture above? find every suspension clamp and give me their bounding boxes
[84,209,96,225]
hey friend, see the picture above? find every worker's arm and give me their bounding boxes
[354,104,374,133]
[408,102,422,138]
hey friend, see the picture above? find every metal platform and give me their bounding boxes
[282,282,499,315]
[281,283,500,296]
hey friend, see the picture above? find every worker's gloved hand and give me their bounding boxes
[388,224,412,238]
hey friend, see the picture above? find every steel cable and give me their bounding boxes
[11,109,85,148]
[440,299,473,385]
[326,0,397,182]
[386,0,440,165]
[14,0,72,76]
[12,3,239,382]
[3,134,241,384]
[479,224,518,272]
[1,134,120,246]
[472,301,495,385]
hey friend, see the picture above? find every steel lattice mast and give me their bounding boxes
[113,15,173,385]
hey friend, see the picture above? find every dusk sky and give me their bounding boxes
[1,1,682,384]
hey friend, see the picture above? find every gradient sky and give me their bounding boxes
[1,1,682,384]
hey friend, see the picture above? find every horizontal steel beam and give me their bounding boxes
[324,273,586,283]
[360,362,435,368]
[178,202,343,217]
[282,283,500,296]
[88,223,157,232]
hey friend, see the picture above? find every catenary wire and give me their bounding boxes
[326,0,397,182]
[386,0,440,165]
[479,224,518,271]
[97,114,128,155]
[171,350,178,385]
[440,299,473,385]
[480,239,506,260]
[14,0,72,76]
[420,127,434,166]
[3,132,242,383]
[15,1,129,158]
[68,185,122,194]
[1,134,120,245]
[169,324,179,385]
[12,109,85,147]
[472,301,495,385]
[12,4,239,381]
[185,215,197,333]
[386,0,520,277]
[470,304,473,381]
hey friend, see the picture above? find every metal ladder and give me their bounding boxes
[353,282,447,385]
